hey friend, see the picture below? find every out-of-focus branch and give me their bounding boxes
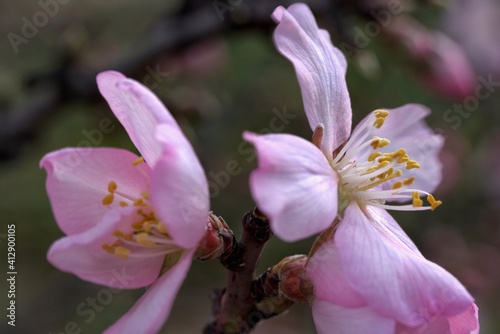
[0,0,327,161]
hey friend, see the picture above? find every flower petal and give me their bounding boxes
[244,131,338,242]
[150,123,209,249]
[307,237,366,308]
[336,203,474,326]
[40,148,150,235]
[104,250,193,334]
[396,317,450,334]
[97,71,179,167]
[47,208,164,289]
[272,4,352,158]
[354,104,443,194]
[448,304,480,334]
[312,301,395,334]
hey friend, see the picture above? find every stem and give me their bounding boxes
[204,208,272,334]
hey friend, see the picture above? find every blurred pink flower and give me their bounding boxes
[41,71,209,334]
[244,4,478,333]
[443,0,500,78]
[384,17,476,100]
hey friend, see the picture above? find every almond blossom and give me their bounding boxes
[244,4,479,333]
[41,71,209,334]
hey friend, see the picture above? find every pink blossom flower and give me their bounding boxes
[244,4,479,333]
[41,71,209,334]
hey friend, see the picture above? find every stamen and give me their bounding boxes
[133,157,145,166]
[108,181,117,193]
[156,223,167,234]
[133,198,147,207]
[370,137,390,150]
[141,191,150,200]
[136,232,155,247]
[102,193,114,206]
[368,152,381,162]
[427,194,443,211]
[403,177,415,186]
[114,246,131,259]
[406,160,421,170]
[119,201,129,207]
[412,191,423,207]
[113,230,133,241]
[102,244,114,253]
[392,181,402,189]
[373,109,389,118]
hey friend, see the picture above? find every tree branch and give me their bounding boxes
[204,208,272,334]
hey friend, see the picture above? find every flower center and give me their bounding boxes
[330,110,442,212]
[99,158,182,259]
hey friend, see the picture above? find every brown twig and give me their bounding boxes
[204,208,272,334]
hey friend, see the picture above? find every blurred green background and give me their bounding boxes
[0,0,499,333]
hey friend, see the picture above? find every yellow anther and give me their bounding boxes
[133,157,145,166]
[108,181,117,193]
[119,201,129,207]
[377,161,390,169]
[427,194,443,211]
[430,201,442,211]
[378,168,394,180]
[368,152,382,162]
[392,181,402,189]
[141,191,150,200]
[412,191,423,207]
[113,230,133,241]
[406,160,421,170]
[114,246,131,259]
[136,232,155,247]
[143,220,155,232]
[133,198,147,207]
[102,244,114,253]
[102,193,114,206]
[131,221,144,230]
[111,240,121,247]
[378,156,393,163]
[373,117,385,129]
[403,177,415,186]
[397,154,410,164]
[371,137,390,149]
[392,148,406,157]
[427,194,437,204]
[374,109,389,118]
[156,223,167,234]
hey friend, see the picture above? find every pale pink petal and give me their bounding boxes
[104,250,193,334]
[396,316,450,334]
[40,148,150,235]
[97,71,178,167]
[354,104,443,194]
[312,301,395,334]
[272,4,351,158]
[244,131,338,242]
[449,304,480,334]
[47,208,163,289]
[336,203,474,327]
[307,237,366,308]
[150,123,209,249]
